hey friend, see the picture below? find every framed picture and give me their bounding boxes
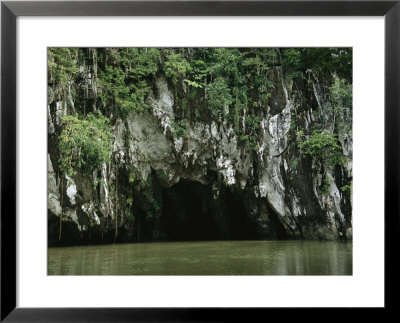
[1,0,397,320]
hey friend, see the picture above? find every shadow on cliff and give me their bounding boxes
[49,175,289,247]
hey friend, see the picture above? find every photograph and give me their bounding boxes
[47,47,353,275]
[2,0,395,319]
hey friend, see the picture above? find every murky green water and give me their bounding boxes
[48,240,352,275]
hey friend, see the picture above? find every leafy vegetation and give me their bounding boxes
[243,115,261,151]
[207,77,233,119]
[58,112,113,178]
[170,119,187,138]
[48,47,351,144]
[296,130,344,167]
[48,48,79,101]
[329,76,352,133]
[340,183,352,193]
[281,48,352,81]
[56,111,112,241]
[97,48,161,118]
[164,51,191,85]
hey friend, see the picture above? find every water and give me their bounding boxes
[48,240,352,275]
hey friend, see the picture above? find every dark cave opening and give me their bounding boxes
[48,173,285,247]
[160,179,260,241]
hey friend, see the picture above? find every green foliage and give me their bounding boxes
[99,67,148,117]
[124,48,161,78]
[125,195,135,222]
[128,166,139,184]
[320,176,334,194]
[170,119,187,138]
[297,130,344,167]
[58,111,112,177]
[126,196,133,207]
[244,115,261,150]
[50,47,351,163]
[164,52,191,85]
[184,79,203,89]
[158,48,275,129]
[289,109,302,136]
[281,48,352,81]
[49,47,351,128]
[340,183,352,193]
[281,48,304,81]
[136,175,161,219]
[186,59,207,87]
[97,48,161,117]
[48,48,79,100]
[207,77,233,118]
[125,172,162,222]
[330,78,352,108]
[329,77,352,132]
[291,158,299,167]
[125,210,135,222]
[208,48,242,77]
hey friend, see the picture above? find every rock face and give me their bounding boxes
[48,64,352,245]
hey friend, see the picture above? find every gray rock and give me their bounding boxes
[47,64,352,241]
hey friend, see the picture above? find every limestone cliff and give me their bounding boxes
[47,48,352,245]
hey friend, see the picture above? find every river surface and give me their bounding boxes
[48,240,352,275]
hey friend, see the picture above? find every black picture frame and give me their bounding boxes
[1,0,398,321]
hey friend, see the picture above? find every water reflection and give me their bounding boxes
[48,241,352,275]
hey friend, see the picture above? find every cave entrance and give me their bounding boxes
[161,179,259,241]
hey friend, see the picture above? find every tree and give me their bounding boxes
[48,48,79,105]
[58,111,112,240]
[296,130,344,168]
[329,77,352,133]
[164,51,191,85]
[207,77,233,119]
[97,48,160,117]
